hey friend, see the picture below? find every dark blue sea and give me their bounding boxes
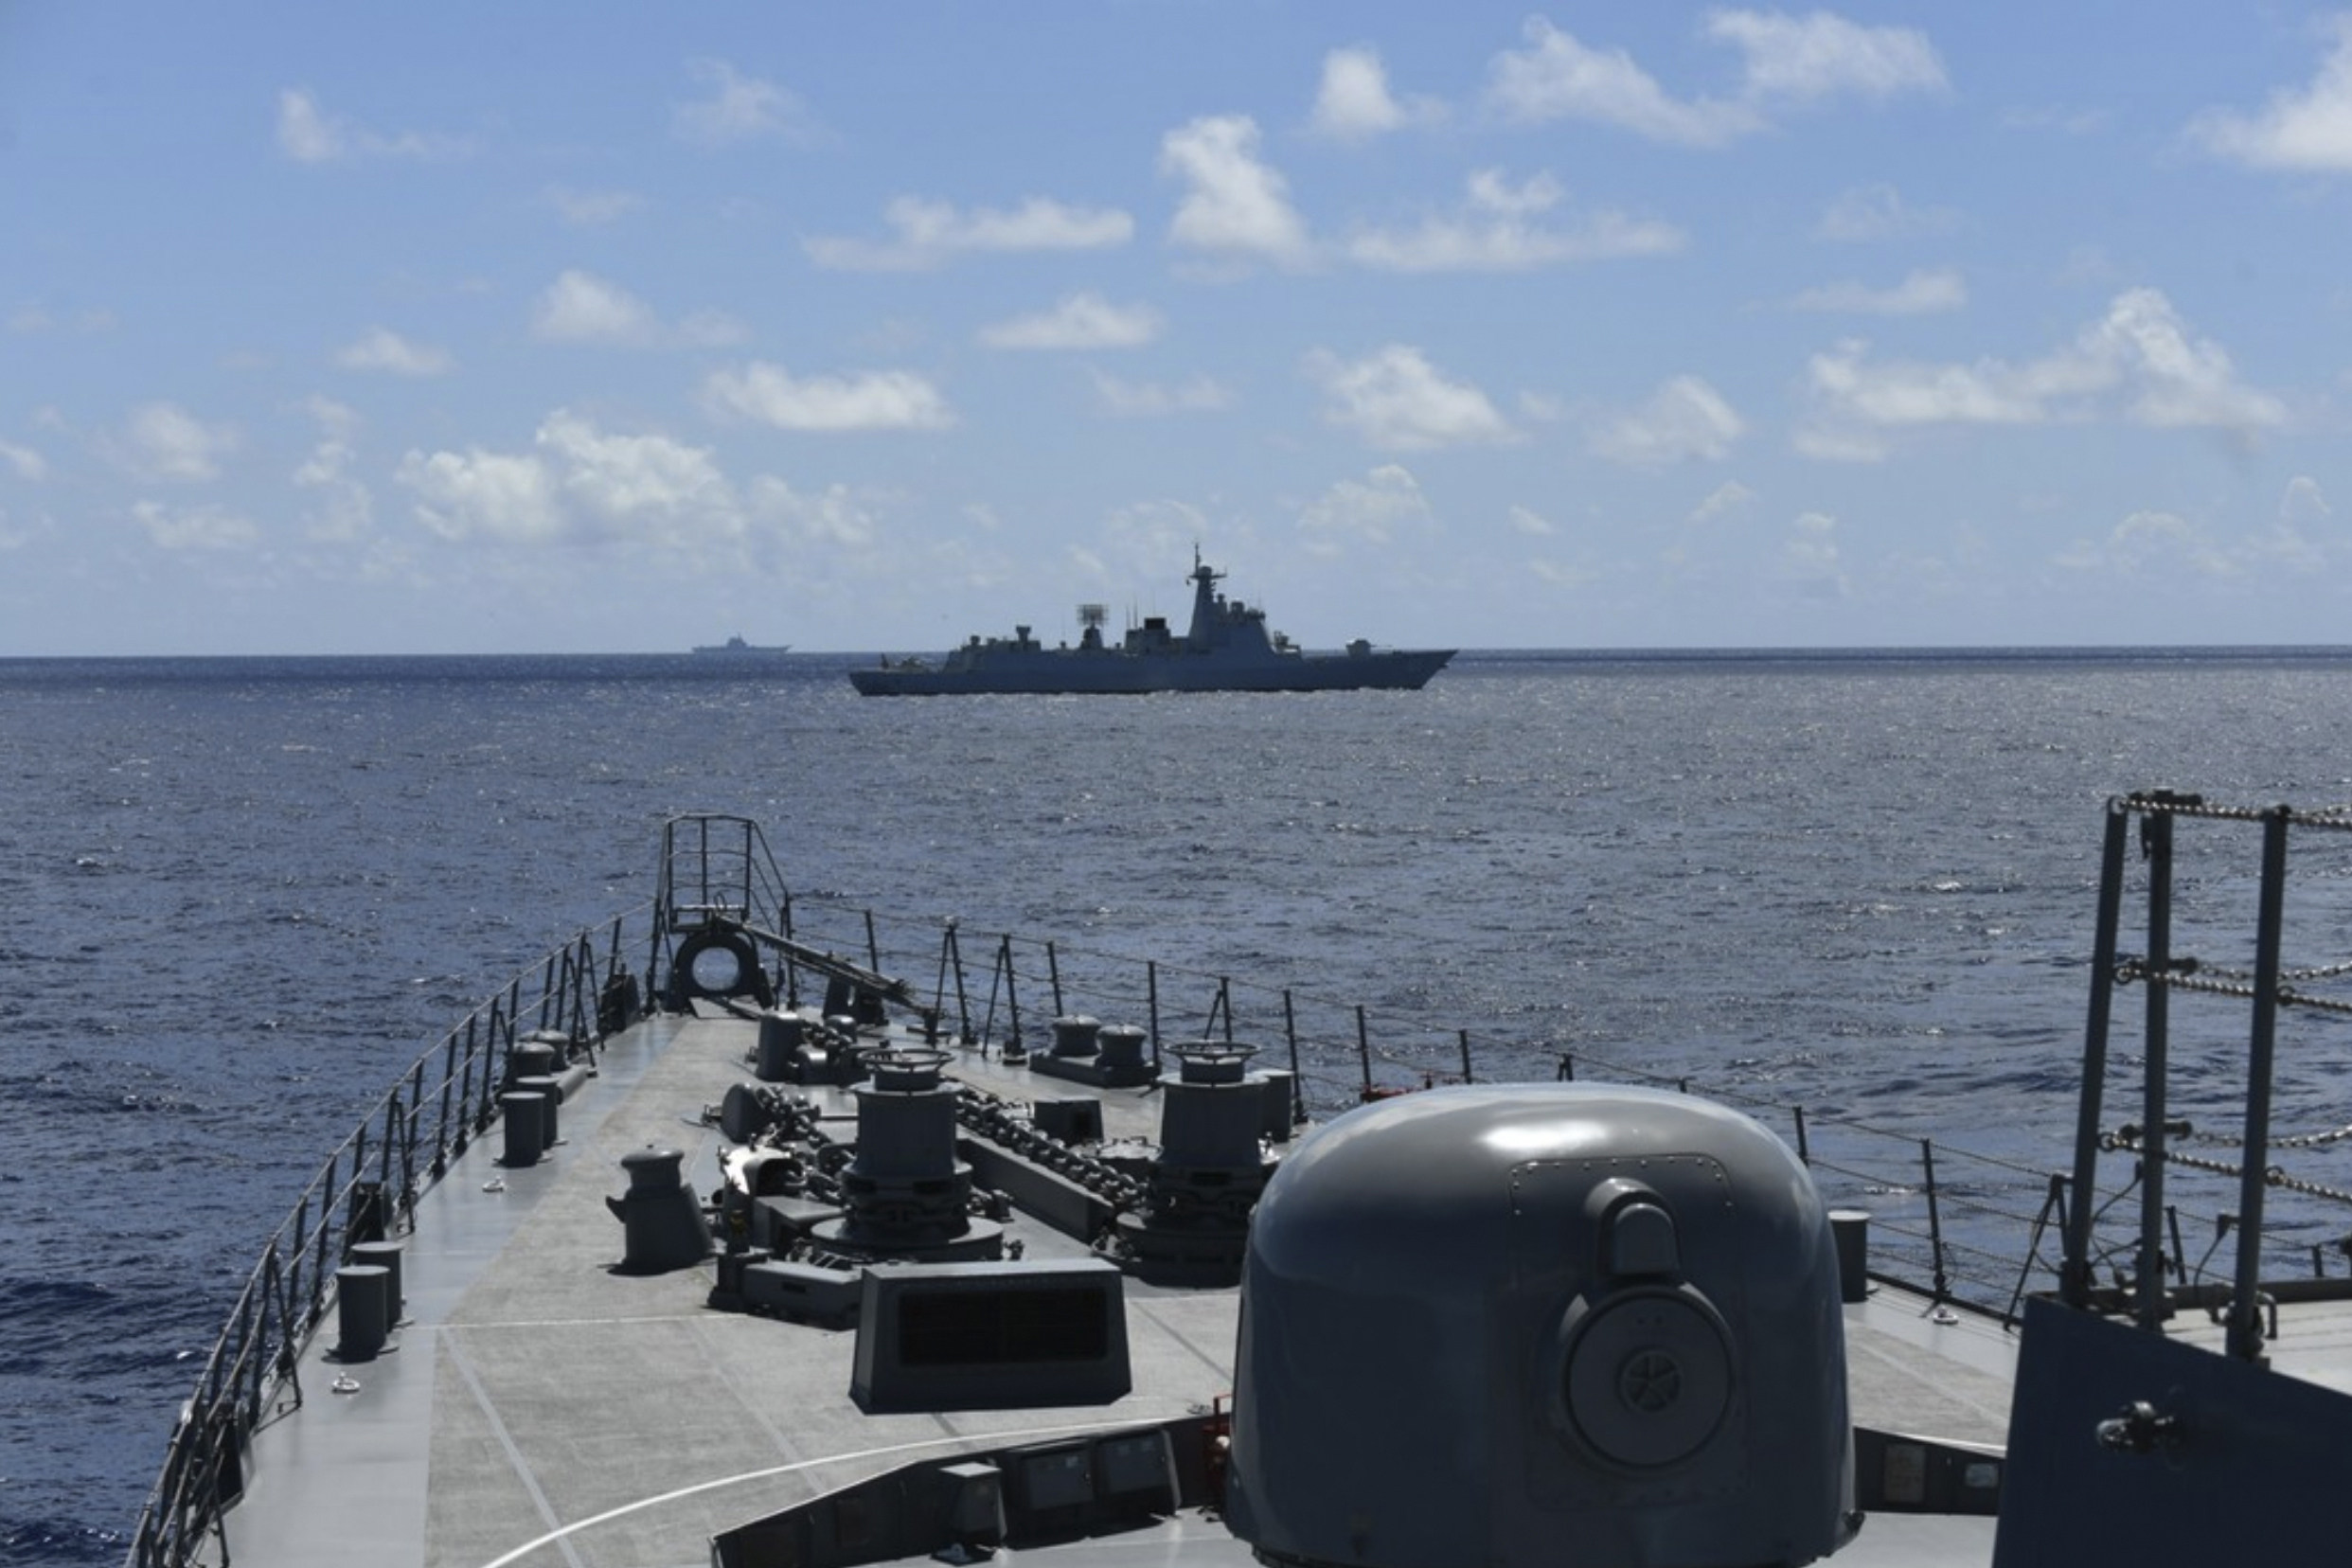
[10,647,2352,1562]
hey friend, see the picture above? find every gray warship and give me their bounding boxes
[695,636,793,655]
[849,552,1452,695]
[128,797,2352,1567]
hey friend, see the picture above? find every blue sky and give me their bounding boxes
[7,5,2352,654]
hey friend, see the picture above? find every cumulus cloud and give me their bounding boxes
[1160,115,1313,269]
[1299,464,1434,545]
[1307,345,1517,451]
[114,403,237,483]
[2057,509,2236,579]
[672,59,815,149]
[746,476,881,548]
[1483,11,1943,147]
[336,328,454,376]
[9,305,116,335]
[978,294,1161,350]
[1311,45,1442,139]
[1692,481,1758,523]
[530,271,742,348]
[1588,376,1745,467]
[701,362,955,432]
[2188,16,2352,171]
[294,397,373,542]
[805,196,1133,271]
[1798,288,2286,459]
[1707,9,1948,103]
[2282,474,2332,526]
[275,87,468,164]
[0,437,46,481]
[397,412,745,547]
[1345,169,1684,271]
[1814,182,1960,241]
[546,187,645,225]
[133,500,259,551]
[1088,370,1232,417]
[1787,267,1967,315]
[1781,510,1848,597]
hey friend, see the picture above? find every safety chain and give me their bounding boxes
[2194,956,2352,986]
[2112,958,2352,1019]
[2122,795,2352,828]
[2101,1127,2352,1206]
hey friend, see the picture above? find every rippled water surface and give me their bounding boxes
[9,648,2352,1560]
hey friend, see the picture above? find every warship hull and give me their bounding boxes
[848,646,1452,695]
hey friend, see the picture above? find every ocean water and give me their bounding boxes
[9,647,2352,1561]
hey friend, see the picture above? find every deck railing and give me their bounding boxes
[124,907,649,1568]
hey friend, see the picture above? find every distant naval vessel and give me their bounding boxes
[849,552,1453,695]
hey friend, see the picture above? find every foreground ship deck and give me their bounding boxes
[138,801,2352,1568]
[212,998,2022,1568]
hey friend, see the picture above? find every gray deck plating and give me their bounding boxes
[215,1006,2023,1568]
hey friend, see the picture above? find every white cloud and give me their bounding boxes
[275,87,467,164]
[672,59,813,149]
[115,403,237,483]
[1781,509,1849,597]
[804,196,1133,271]
[1307,345,1517,451]
[336,328,454,376]
[2188,16,2352,171]
[1508,504,1555,537]
[1705,9,1948,103]
[1788,267,1967,316]
[2058,510,2236,579]
[747,476,880,548]
[1311,45,1441,139]
[0,438,46,481]
[979,294,1162,351]
[2282,475,2332,526]
[1588,376,1745,467]
[133,500,259,551]
[294,397,373,542]
[1088,370,1232,417]
[546,187,645,225]
[276,88,343,162]
[534,271,654,344]
[1299,464,1434,544]
[1483,12,1943,147]
[1160,116,1313,269]
[530,271,742,348]
[1799,288,2286,459]
[1814,183,1959,242]
[398,447,561,543]
[1346,169,1684,271]
[9,306,116,335]
[397,412,745,548]
[1486,17,1761,146]
[701,362,955,432]
[1692,481,1757,523]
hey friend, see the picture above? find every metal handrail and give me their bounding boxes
[124,904,650,1568]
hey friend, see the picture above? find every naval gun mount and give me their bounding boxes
[1225,1082,1857,1568]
